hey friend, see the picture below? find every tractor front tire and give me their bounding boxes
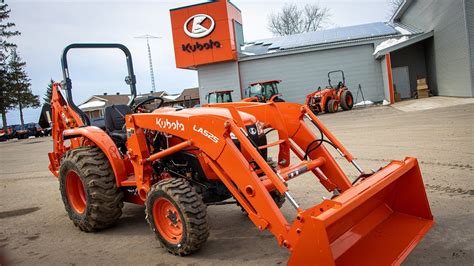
[327,99,339,113]
[270,190,286,208]
[340,90,354,111]
[146,178,209,256]
[59,146,123,232]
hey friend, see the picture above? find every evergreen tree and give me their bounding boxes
[43,78,54,103]
[0,2,20,131]
[9,49,39,127]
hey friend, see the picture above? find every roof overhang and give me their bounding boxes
[78,100,106,111]
[374,31,434,59]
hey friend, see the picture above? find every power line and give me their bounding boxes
[135,34,161,93]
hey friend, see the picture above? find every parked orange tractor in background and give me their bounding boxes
[49,43,433,265]
[205,90,233,104]
[306,70,354,114]
[242,80,285,103]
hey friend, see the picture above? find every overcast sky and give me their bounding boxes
[4,0,392,125]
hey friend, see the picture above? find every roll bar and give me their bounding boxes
[328,70,345,88]
[61,43,138,126]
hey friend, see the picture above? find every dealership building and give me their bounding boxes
[170,0,473,104]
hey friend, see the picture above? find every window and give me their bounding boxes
[221,93,232,103]
[208,93,217,103]
[248,84,263,97]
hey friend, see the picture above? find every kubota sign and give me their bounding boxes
[170,0,242,69]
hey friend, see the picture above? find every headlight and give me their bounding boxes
[256,121,265,135]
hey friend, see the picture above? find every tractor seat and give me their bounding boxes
[104,104,132,143]
[91,117,106,130]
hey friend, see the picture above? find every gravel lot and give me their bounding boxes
[1,101,473,265]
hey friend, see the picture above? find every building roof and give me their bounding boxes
[138,91,166,98]
[78,94,130,111]
[173,87,199,102]
[79,100,106,110]
[240,22,421,58]
[78,88,200,111]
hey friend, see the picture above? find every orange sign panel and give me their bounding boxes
[170,0,242,69]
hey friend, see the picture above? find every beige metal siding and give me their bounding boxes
[466,0,474,95]
[400,0,472,96]
[239,44,384,103]
[197,61,242,103]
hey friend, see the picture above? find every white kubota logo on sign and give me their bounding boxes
[184,14,215,38]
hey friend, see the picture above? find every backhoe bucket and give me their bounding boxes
[289,157,433,266]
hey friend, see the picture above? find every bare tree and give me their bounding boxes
[388,0,404,19]
[268,3,330,36]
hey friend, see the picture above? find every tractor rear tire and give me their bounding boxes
[340,90,354,111]
[146,178,209,256]
[327,99,339,113]
[59,146,123,232]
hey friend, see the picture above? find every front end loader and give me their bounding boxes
[48,43,433,265]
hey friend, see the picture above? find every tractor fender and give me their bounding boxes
[336,88,345,98]
[269,94,282,102]
[63,126,127,186]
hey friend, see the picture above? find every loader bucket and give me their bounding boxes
[288,157,433,266]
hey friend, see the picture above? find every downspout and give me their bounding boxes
[386,53,395,104]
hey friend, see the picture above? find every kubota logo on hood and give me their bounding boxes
[156,118,185,131]
[184,14,215,38]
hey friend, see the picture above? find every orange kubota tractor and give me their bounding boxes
[306,70,354,114]
[49,43,433,265]
[242,80,285,103]
[205,90,233,104]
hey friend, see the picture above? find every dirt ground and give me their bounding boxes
[1,101,473,265]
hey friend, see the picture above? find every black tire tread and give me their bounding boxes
[340,90,353,111]
[270,190,286,208]
[59,146,123,232]
[146,178,209,256]
[327,99,338,113]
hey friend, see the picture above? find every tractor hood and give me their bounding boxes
[152,107,258,125]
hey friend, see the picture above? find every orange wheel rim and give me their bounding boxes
[153,198,183,244]
[66,171,86,214]
[347,95,353,106]
[334,101,338,110]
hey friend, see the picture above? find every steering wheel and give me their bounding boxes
[133,96,164,113]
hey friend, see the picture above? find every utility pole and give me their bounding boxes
[135,34,161,93]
